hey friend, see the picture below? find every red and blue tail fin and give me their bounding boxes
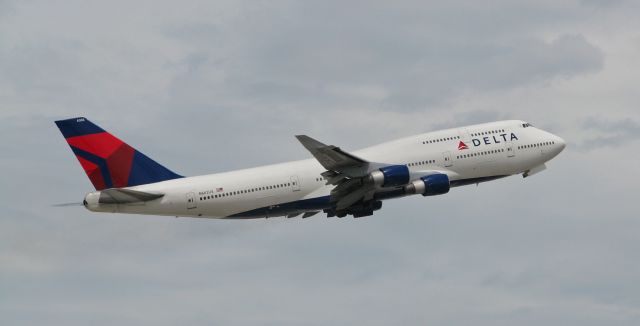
[55,117,183,190]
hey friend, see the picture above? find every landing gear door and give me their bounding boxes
[186,192,197,209]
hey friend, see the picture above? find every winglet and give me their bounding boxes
[295,135,367,171]
[295,135,328,151]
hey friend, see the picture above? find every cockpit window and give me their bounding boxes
[522,122,533,128]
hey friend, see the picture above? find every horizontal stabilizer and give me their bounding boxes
[98,188,164,204]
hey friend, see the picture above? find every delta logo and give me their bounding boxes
[457,133,519,150]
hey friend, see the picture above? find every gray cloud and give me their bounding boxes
[581,0,627,8]
[160,7,604,111]
[1,1,639,325]
[574,117,640,150]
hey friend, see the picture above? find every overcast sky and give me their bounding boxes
[1,1,639,325]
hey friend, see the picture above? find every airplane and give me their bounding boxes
[55,117,565,219]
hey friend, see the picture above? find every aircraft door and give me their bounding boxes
[290,175,301,191]
[186,192,197,209]
[506,142,515,157]
[442,151,453,167]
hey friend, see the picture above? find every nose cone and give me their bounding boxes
[548,134,566,158]
[556,136,566,152]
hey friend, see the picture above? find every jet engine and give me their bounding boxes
[368,165,410,187]
[404,173,450,196]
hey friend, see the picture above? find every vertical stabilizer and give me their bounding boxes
[55,117,183,190]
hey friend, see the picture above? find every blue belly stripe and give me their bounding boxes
[227,195,332,219]
[226,175,509,219]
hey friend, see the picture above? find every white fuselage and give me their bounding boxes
[83,120,565,218]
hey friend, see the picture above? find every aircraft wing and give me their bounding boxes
[98,188,164,204]
[295,135,380,214]
[295,135,370,179]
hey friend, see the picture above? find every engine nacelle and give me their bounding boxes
[405,173,450,196]
[369,165,410,187]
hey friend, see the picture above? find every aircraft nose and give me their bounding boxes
[552,135,566,154]
[556,136,566,152]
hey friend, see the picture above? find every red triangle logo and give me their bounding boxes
[458,141,468,150]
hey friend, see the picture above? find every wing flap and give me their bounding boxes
[301,211,320,218]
